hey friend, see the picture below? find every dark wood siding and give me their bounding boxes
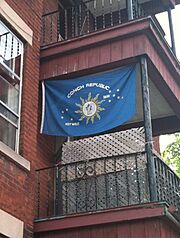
[34,203,180,238]
[35,218,180,238]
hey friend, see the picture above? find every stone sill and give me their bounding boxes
[0,142,30,171]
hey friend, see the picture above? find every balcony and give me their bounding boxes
[35,129,180,220]
[41,0,177,47]
[35,152,180,221]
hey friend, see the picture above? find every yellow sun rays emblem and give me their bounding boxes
[75,93,105,124]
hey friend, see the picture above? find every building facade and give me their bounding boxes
[0,0,179,237]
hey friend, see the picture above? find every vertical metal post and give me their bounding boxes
[127,0,133,21]
[167,7,176,56]
[140,56,157,202]
[74,5,79,37]
[55,166,62,216]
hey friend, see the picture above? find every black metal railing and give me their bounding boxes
[41,0,146,46]
[154,154,180,210]
[35,152,180,219]
[41,0,171,47]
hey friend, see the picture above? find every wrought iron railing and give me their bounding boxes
[41,0,172,49]
[154,154,180,210]
[35,152,180,219]
[41,0,146,46]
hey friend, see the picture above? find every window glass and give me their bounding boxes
[0,75,19,114]
[0,21,23,77]
[0,20,23,151]
[0,116,16,150]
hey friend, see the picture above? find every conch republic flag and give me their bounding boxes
[40,65,136,136]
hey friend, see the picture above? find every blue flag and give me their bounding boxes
[41,65,136,136]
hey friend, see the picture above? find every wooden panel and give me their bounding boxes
[133,35,147,55]
[111,40,123,62]
[35,217,180,238]
[90,226,104,238]
[159,220,180,238]
[122,38,134,59]
[88,47,100,68]
[78,50,89,70]
[103,224,118,238]
[99,44,111,65]
[144,219,161,238]
[67,53,79,73]
[117,223,131,238]
[57,57,68,75]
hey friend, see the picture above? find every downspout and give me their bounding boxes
[163,206,180,230]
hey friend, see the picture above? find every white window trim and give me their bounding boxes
[0,141,30,171]
[0,18,24,153]
[0,209,24,238]
[16,41,24,153]
[0,0,33,45]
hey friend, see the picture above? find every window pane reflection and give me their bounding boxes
[0,116,16,150]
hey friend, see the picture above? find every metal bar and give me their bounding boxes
[163,206,180,230]
[154,157,160,200]
[102,0,105,29]
[47,169,50,216]
[57,12,60,42]
[94,161,98,210]
[4,34,8,58]
[110,0,113,27]
[125,155,130,205]
[114,157,119,207]
[140,56,157,202]
[75,5,79,36]
[36,165,58,172]
[94,0,97,31]
[42,10,59,17]
[79,4,82,35]
[87,3,90,33]
[0,32,10,37]
[135,154,141,204]
[11,35,14,58]
[104,159,108,208]
[65,9,68,40]
[72,6,75,38]
[50,15,53,42]
[118,0,121,24]
[55,167,61,216]
[167,7,176,56]
[127,0,133,21]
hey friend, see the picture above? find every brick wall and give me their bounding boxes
[42,0,59,45]
[153,136,160,153]
[0,0,56,237]
[43,0,58,14]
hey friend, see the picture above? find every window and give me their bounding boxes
[0,20,23,151]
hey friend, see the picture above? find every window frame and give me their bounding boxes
[0,19,24,153]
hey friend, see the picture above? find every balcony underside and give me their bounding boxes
[40,17,180,134]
